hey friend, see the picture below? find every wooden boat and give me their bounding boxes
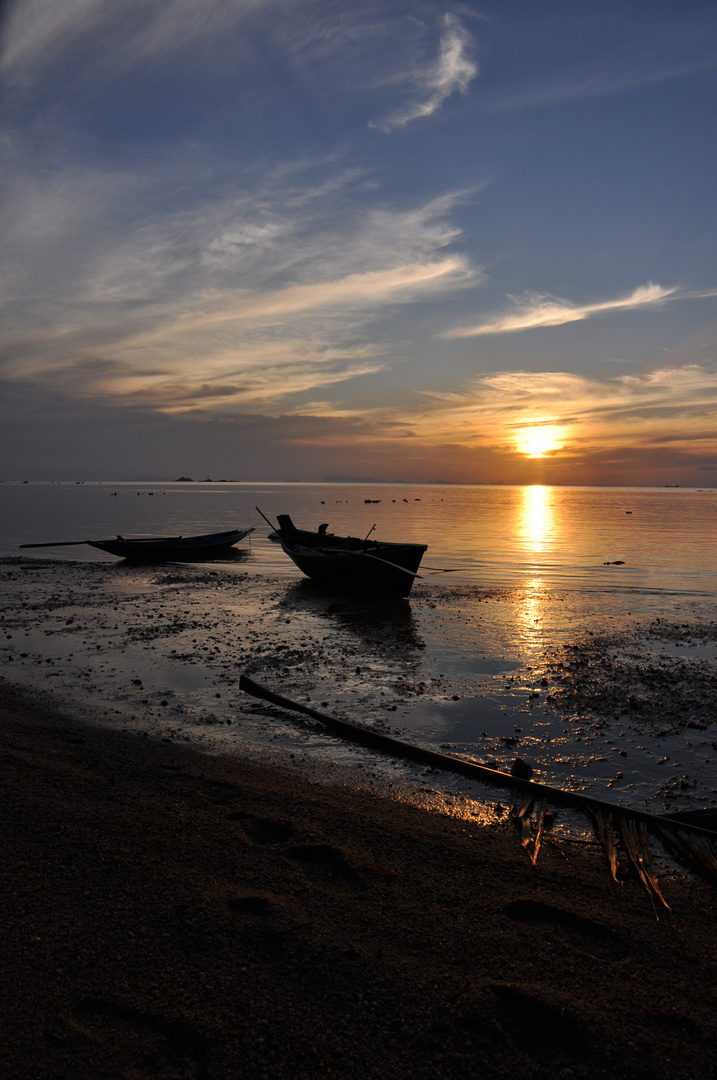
[20,528,254,561]
[268,513,427,598]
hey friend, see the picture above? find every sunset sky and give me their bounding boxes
[2,0,717,485]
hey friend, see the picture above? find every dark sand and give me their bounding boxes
[2,684,717,1080]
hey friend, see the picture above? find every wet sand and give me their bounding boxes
[2,682,717,1080]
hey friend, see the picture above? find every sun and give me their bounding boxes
[518,426,563,458]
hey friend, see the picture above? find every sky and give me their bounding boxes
[1,0,717,485]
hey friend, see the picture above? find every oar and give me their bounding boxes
[19,540,94,548]
[255,506,277,531]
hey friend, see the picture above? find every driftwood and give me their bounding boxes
[239,675,717,909]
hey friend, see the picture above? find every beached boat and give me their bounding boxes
[266,512,427,598]
[20,528,254,561]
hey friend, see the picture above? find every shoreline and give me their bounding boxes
[3,555,717,816]
[2,682,717,1078]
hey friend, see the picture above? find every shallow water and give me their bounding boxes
[1,481,717,820]
[3,479,717,590]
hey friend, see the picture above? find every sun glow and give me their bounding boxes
[518,426,564,458]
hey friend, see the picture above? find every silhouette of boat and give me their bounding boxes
[20,528,254,561]
[265,512,426,598]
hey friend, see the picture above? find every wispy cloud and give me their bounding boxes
[94,343,388,414]
[0,0,270,82]
[286,364,717,465]
[0,0,103,77]
[77,258,471,411]
[443,283,685,338]
[128,257,471,342]
[371,14,477,132]
[409,365,717,460]
[0,149,477,409]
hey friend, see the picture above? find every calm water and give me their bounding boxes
[2,480,717,593]
[2,481,717,816]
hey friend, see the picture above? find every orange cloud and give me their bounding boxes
[288,365,717,466]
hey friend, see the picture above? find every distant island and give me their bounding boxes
[164,474,465,485]
[323,474,460,485]
[323,474,411,484]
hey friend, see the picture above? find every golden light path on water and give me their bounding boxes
[514,486,552,653]
[518,484,552,554]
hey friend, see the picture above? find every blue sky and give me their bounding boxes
[2,0,717,484]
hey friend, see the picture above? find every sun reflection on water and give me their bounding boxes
[515,487,554,648]
[516,581,550,655]
[517,484,554,556]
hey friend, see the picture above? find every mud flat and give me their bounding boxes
[2,556,717,816]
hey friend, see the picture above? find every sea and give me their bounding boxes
[1,480,717,819]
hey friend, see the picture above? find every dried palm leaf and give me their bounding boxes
[618,815,670,914]
[657,824,717,884]
[530,800,548,865]
[509,794,534,846]
[592,809,620,883]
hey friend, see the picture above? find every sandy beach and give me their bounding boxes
[2,680,717,1080]
[3,552,717,1077]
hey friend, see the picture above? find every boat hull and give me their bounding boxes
[89,528,253,561]
[280,537,427,598]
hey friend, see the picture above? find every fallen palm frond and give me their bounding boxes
[239,675,717,904]
[657,824,717,883]
[617,813,670,914]
[592,809,619,883]
[516,794,534,848]
[513,795,549,865]
[531,800,548,866]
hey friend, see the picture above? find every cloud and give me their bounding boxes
[5,362,717,483]
[56,256,470,411]
[443,283,683,338]
[96,345,389,414]
[127,257,471,343]
[0,0,270,82]
[406,364,717,461]
[372,14,477,132]
[0,144,478,409]
[288,364,717,468]
[0,0,104,77]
